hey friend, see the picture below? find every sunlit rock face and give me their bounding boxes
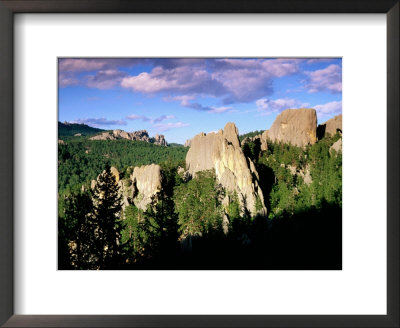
[330,138,342,154]
[268,108,317,147]
[90,129,168,146]
[186,122,266,216]
[130,164,162,211]
[318,114,342,139]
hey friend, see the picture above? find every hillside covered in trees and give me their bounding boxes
[58,110,342,270]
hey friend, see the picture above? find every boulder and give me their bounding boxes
[268,108,317,147]
[186,122,266,216]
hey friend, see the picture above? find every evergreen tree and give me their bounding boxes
[92,164,123,269]
[59,191,94,269]
[174,170,223,236]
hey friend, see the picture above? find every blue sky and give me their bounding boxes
[58,58,342,144]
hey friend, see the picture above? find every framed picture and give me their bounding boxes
[0,1,398,327]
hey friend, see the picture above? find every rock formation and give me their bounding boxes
[186,122,266,216]
[268,108,317,147]
[318,114,342,139]
[153,134,168,146]
[287,164,312,185]
[90,131,117,140]
[260,130,268,151]
[184,139,192,147]
[330,138,342,154]
[91,164,163,211]
[130,164,163,211]
[90,129,167,146]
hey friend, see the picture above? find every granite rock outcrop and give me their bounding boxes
[90,129,167,146]
[317,114,342,139]
[186,122,266,216]
[268,108,317,147]
[130,164,163,211]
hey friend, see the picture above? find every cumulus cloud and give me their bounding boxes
[166,96,231,114]
[121,58,301,104]
[58,58,147,88]
[121,65,226,96]
[85,69,127,89]
[58,58,145,73]
[256,98,310,114]
[314,100,342,117]
[305,64,342,94]
[59,74,80,87]
[72,118,127,127]
[153,122,190,132]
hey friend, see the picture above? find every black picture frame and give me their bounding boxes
[0,1,398,327]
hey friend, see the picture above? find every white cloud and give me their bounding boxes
[305,64,342,94]
[256,98,310,114]
[153,122,190,132]
[314,100,342,117]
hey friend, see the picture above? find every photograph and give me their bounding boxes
[58,58,342,270]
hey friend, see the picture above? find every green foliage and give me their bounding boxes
[58,127,342,269]
[58,191,94,269]
[174,170,224,236]
[259,136,342,219]
[226,191,240,222]
[91,164,124,269]
[239,130,264,141]
[242,139,261,161]
[58,139,188,195]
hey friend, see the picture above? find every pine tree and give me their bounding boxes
[92,164,123,269]
[60,191,94,269]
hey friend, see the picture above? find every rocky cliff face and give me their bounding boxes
[318,114,342,139]
[184,139,192,147]
[268,108,317,147]
[130,164,163,211]
[90,129,167,146]
[186,122,266,216]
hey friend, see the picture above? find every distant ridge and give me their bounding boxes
[58,122,105,137]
